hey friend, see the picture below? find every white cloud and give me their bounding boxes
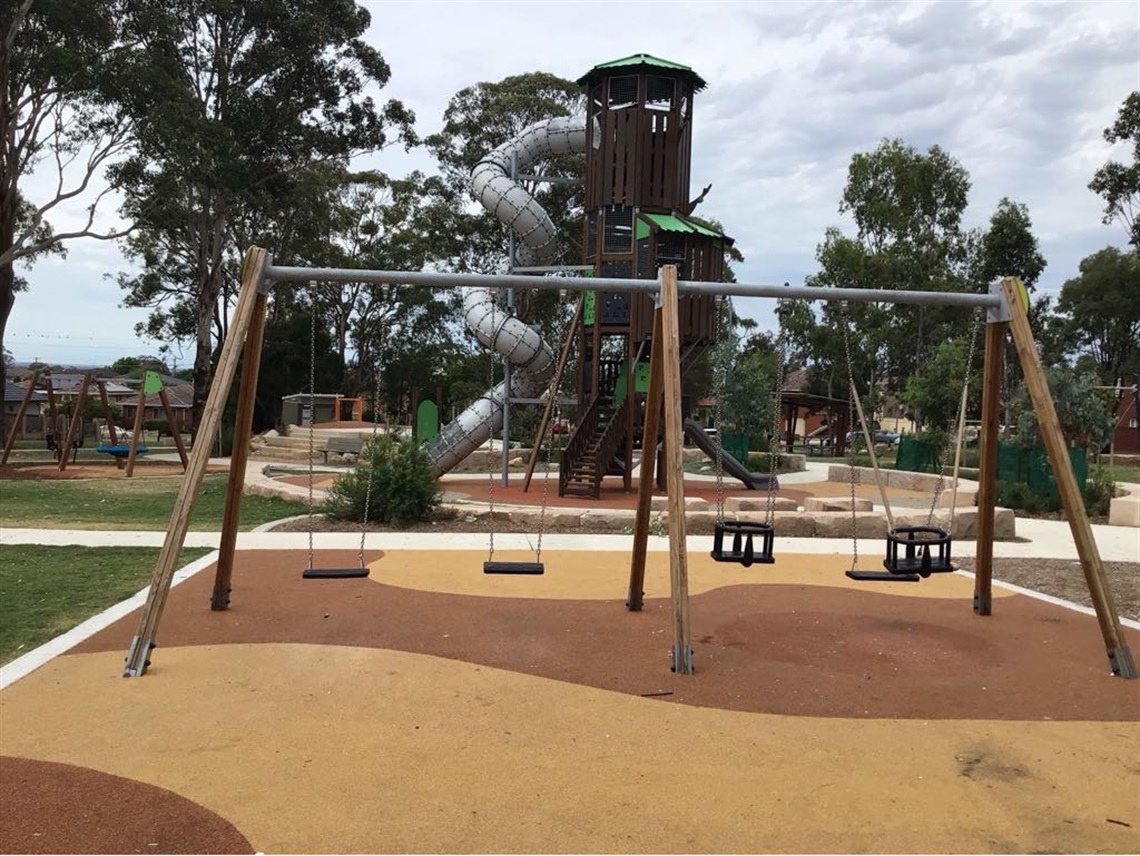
[9,0,1138,365]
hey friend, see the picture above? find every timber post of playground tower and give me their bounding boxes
[564,55,728,500]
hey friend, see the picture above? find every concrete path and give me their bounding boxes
[5,455,1137,562]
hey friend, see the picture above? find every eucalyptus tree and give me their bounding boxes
[1090,91,1140,248]
[112,0,416,434]
[0,0,132,432]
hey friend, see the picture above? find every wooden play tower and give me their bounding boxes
[561,54,732,498]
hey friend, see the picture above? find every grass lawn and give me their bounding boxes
[0,474,306,530]
[0,545,213,664]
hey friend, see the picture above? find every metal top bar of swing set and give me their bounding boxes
[262,263,1003,311]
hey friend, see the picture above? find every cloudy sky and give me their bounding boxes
[9,0,1138,368]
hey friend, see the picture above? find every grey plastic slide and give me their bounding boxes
[682,418,779,491]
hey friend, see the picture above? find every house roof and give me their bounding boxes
[784,368,808,392]
[45,374,134,395]
[4,381,45,403]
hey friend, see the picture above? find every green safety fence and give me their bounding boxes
[896,437,1087,496]
[894,436,940,473]
[997,442,1087,496]
[721,433,749,461]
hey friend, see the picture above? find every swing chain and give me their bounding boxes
[533,290,570,564]
[306,284,317,572]
[766,300,788,524]
[487,293,499,563]
[925,308,983,527]
[712,294,730,526]
[840,302,862,571]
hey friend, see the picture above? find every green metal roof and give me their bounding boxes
[578,53,707,91]
[639,212,732,243]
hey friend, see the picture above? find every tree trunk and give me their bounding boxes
[0,197,16,441]
[0,261,14,441]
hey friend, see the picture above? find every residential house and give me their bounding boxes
[116,375,195,435]
[3,380,46,437]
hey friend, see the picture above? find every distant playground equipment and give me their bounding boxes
[120,55,1135,683]
[2,369,101,465]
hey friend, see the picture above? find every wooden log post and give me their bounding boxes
[57,372,92,472]
[660,266,693,674]
[973,312,1007,616]
[123,248,270,677]
[522,295,582,492]
[211,291,269,611]
[97,382,119,445]
[124,387,148,477]
[627,308,665,611]
[158,388,189,470]
[1,369,38,464]
[850,380,895,529]
[1002,277,1137,678]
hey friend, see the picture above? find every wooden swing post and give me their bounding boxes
[1,369,38,465]
[211,291,269,610]
[627,307,665,611]
[123,248,270,677]
[57,371,92,472]
[1001,277,1136,678]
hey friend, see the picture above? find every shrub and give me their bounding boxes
[323,436,440,524]
[1082,465,1117,518]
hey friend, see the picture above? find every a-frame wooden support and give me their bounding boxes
[211,290,269,610]
[1,369,39,464]
[521,294,583,493]
[627,266,693,674]
[57,371,92,471]
[973,277,1136,677]
[123,248,270,676]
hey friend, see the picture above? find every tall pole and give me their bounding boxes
[123,248,270,677]
[973,297,1007,617]
[1,369,38,464]
[627,308,665,611]
[1002,277,1136,678]
[659,266,693,675]
[211,291,269,610]
[57,372,92,472]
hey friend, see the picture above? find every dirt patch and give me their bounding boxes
[0,756,253,854]
[983,558,1140,621]
[0,461,227,481]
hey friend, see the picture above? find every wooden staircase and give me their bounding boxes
[559,395,630,499]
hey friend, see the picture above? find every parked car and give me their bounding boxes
[846,429,901,447]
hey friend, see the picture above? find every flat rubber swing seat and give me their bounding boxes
[484,561,544,575]
[302,567,370,579]
[845,569,922,582]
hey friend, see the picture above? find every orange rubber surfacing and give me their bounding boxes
[1,549,1137,855]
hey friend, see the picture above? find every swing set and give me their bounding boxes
[118,248,1136,682]
[1,369,187,474]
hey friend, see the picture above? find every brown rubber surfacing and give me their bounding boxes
[68,549,1140,722]
[0,756,253,854]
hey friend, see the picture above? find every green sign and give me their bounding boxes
[416,400,439,444]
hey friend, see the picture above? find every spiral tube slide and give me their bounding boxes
[425,114,587,474]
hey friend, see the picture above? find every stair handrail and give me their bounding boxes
[591,395,630,494]
[559,394,602,496]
